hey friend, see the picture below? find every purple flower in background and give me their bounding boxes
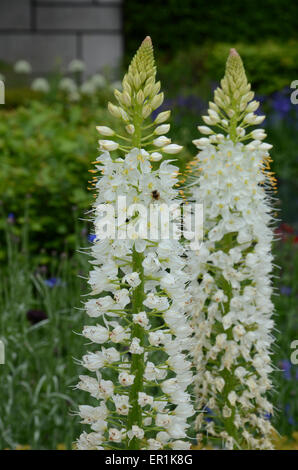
[264,412,272,420]
[285,404,295,426]
[44,277,61,288]
[204,406,214,422]
[272,91,291,116]
[210,81,219,93]
[152,94,207,122]
[7,212,15,223]
[280,286,292,296]
[280,359,292,380]
[255,94,267,105]
[87,234,96,243]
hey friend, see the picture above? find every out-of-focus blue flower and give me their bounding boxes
[152,94,207,121]
[280,359,292,380]
[272,91,291,116]
[7,212,15,223]
[88,234,96,243]
[285,404,295,426]
[210,81,219,93]
[255,94,267,105]
[44,277,61,288]
[264,412,272,420]
[280,286,292,296]
[204,406,214,422]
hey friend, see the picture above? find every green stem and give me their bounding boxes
[127,98,145,450]
[127,248,145,450]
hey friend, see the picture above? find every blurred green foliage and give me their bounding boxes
[0,100,122,258]
[157,41,298,96]
[125,0,298,55]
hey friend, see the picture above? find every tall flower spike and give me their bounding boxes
[188,49,276,449]
[76,38,193,451]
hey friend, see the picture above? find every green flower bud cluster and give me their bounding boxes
[199,49,266,144]
[97,36,182,160]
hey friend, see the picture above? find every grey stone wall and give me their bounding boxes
[0,0,123,76]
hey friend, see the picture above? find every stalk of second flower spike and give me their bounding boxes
[191,48,274,450]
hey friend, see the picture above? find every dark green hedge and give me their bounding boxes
[124,0,298,56]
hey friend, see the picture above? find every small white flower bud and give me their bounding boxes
[98,140,119,151]
[96,126,115,136]
[136,89,144,105]
[155,124,170,135]
[203,116,214,125]
[192,138,210,148]
[153,136,171,147]
[254,115,265,124]
[236,127,245,137]
[198,126,213,135]
[119,108,129,122]
[149,152,163,162]
[144,82,154,97]
[132,73,141,90]
[154,110,171,124]
[151,92,164,110]
[108,102,122,118]
[251,129,266,140]
[243,112,257,124]
[142,104,152,119]
[125,124,135,135]
[162,144,182,154]
[151,81,161,97]
[259,142,273,150]
[208,109,220,122]
[122,91,132,107]
[246,100,259,113]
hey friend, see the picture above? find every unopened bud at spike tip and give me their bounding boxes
[229,48,239,57]
[143,36,152,45]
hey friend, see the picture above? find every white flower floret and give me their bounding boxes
[127,425,144,440]
[133,311,149,328]
[82,325,109,344]
[123,272,141,287]
[129,337,144,354]
[118,371,135,386]
[138,392,154,407]
[162,144,183,154]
